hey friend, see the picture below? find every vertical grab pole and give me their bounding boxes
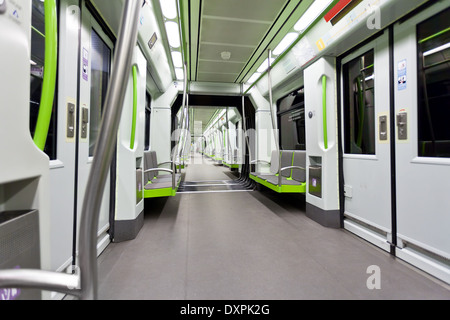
[267,49,281,186]
[226,107,232,165]
[78,0,142,300]
[241,84,253,170]
[173,63,188,188]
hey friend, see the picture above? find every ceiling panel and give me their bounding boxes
[199,43,253,63]
[185,0,303,84]
[202,0,287,22]
[200,18,270,47]
[198,60,245,74]
[197,73,238,83]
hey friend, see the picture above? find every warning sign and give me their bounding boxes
[398,59,407,91]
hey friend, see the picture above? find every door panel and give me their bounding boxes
[77,3,113,255]
[394,4,450,283]
[340,32,392,251]
[29,0,78,275]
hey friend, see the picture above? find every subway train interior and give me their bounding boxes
[0,0,449,301]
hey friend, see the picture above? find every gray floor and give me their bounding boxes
[97,153,450,300]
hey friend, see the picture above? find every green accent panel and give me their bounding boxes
[33,0,57,151]
[418,27,450,44]
[143,176,181,198]
[130,65,138,149]
[144,187,177,198]
[244,0,340,92]
[186,0,200,80]
[250,174,306,194]
[322,75,328,150]
[223,162,239,169]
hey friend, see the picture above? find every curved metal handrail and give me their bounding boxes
[33,0,58,150]
[0,0,142,300]
[78,0,141,300]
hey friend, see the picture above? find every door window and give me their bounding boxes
[343,50,376,155]
[29,0,57,160]
[145,91,151,150]
[417,8,450,158]
[89,29,111,156]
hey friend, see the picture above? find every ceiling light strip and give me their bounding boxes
[244,0,340,95]
[233,0,294,83]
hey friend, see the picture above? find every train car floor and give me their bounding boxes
[177,153,252,193]
[96,154,450,300]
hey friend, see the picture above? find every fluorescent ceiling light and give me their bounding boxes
[175,68,184,80]
[30,60,37,65]
[423,42,450,57]
[294,0,333,33]
[248,72,261,84]
[171,51,183,68]
[159,0,178,20]
[165,21,180,48]
[365,75,374,82]
[273,32,298,56]
[257,58,275,73]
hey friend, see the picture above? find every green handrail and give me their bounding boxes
[418,27,450,44]
[322,75,328,150]
[130,65,138,149]
[33,0,58,151]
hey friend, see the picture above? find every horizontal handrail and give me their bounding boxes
[280,166,306,172]
[250,160,271,164]
[0,269,80,297]
[144,168,173,174]
[144,168,175,189]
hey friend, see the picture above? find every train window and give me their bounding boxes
[417,8,450,158]
[277,88,305,150]
[29,0,57,160]
[343,50,375,155]
[145,91,151,150]
[89,29,111,157]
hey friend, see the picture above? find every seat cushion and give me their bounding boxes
[280,151,294,178]
[144,180,174,190]
[292,151,306,182]
[144,151,156,182]
[266,176,302,186]
[250,172,276,181]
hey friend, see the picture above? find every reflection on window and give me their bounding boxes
[417,8,450,158]
[277,88,305,150]
[343,50,375,155]
[29,0,57,160]
[89,29,111,156]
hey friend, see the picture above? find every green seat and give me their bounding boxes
[250,150,306,193]
[143,151,181,198]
